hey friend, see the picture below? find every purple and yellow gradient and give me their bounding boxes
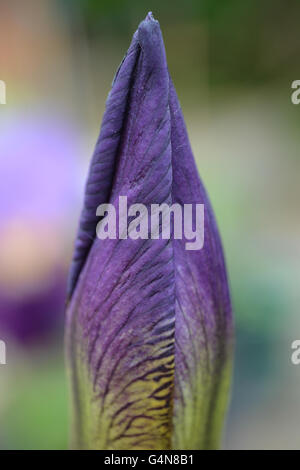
[66,13,233,450]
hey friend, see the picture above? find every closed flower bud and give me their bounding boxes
[66,12,233,450]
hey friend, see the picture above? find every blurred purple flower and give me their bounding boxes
[0,115,79,225]
[0,271,65,345]
[0,114,80,346]
[66,13,233,450]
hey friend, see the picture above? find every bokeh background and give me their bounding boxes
[0,0,299,450]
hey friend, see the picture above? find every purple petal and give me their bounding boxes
[67,32,140,297]
[66,12,233,450]
[169,79,232,448]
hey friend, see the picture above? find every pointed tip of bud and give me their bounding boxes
[146,11,155,21]
[141,11,159,30]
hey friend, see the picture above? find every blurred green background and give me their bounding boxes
[0,0,300,449]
